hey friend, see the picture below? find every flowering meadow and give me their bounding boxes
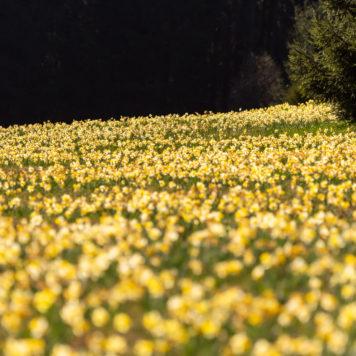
[0,102,356,356]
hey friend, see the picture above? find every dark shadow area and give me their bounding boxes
[1,0,311,127]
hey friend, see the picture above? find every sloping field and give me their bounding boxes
[0,102,356,356]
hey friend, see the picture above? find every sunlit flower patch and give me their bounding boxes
[0,102,355,355]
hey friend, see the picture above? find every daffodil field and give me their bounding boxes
[1,102,356,356]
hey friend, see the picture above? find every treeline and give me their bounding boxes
[1,0,313,125]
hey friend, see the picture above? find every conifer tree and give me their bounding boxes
[287,0,356,121]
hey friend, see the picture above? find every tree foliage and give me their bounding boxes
[287,0,356,121]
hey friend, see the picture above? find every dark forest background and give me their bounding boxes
[1,0,315,126]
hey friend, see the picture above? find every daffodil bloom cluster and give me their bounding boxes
[0,102,355,355]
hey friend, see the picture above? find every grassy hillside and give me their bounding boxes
[0,102,356,356]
